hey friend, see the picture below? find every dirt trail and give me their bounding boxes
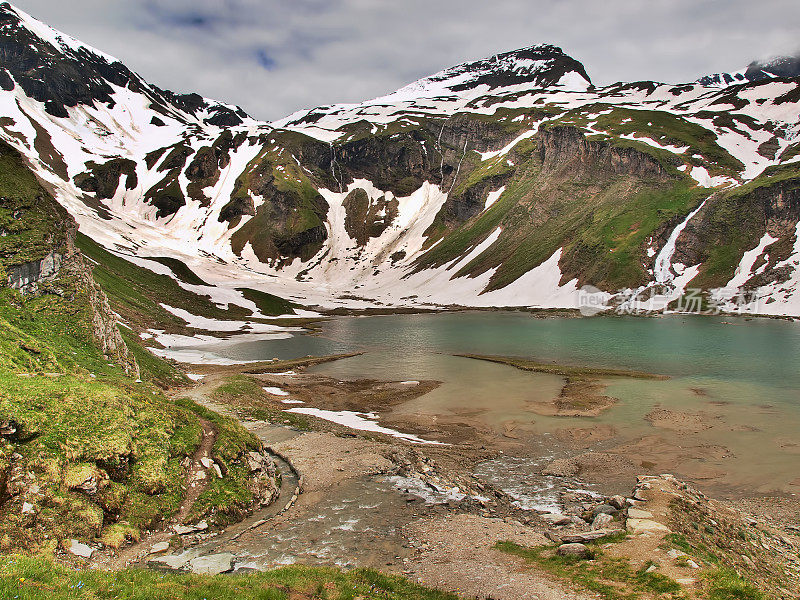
[177,416,217,523]
[97,414,219,570]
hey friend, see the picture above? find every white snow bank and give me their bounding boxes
[689,166,737,188]
[484,186,505,210]
[726,233,777,289]
[159,304,292,335]
[285,408,445,445]
[263,386,290,396]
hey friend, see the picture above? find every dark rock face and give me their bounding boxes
[145,176,185,219]
[75,159,138,200]
[437,171,510,232]
[218,194,255,223]
[342,188,399,246]
[7,250,61,292]
[273,224,327,258]
[143,143,196,218]
[538,126,673,180]
[335,130,441,196]
[185,130,242,205]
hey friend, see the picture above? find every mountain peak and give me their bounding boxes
[0,2,250,125]
[378,43,592,102]
[698,51,800,87]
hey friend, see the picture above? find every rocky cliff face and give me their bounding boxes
[0,141,138,376]
[676,174,800,291]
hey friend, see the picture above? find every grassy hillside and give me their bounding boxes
[0,142,269,552]
[416,128,709,291]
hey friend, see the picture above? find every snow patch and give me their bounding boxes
[484,186,506,210]
[285,408,445,445]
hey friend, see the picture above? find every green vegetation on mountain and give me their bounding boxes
[238,287,298,316]
[417,125,709,291]
[0,141,70,267]
[552,105,745,177]
[148,257,210,286]
[76,233,252,330]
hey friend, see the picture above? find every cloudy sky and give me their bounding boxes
[12,0,800,121]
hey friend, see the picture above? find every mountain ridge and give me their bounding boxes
[698,52,800,87]
[0,3,799,317]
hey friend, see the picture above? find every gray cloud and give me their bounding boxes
[11,0,800,121]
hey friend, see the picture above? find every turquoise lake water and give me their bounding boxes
[204,312,800,497]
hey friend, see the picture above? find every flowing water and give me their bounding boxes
[190,312,800,498]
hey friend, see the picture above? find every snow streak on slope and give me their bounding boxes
[654,201,707,283]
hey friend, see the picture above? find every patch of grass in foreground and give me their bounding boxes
[174,397,265,525]
[660,535,765,600]
[0,555,457,600]
[495,540,683,600]
[705,569,766,600]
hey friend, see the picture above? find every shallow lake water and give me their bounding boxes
[194,312,800,498]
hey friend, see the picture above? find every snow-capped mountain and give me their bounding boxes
[1,2,800,317]
[378,44,592,99]
[699,53,800,87]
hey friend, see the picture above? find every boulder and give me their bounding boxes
[627,508,653,519]
[541,513,572,526]
[150,541,170,554]
[592,504,618,517]
[173,520,208,535]
[560,528,625,544]
[626,518,671,535]
[189,553,234,575]
[608,495,626,510]
[66,539,94,559]
[246,451,272,473]
[591,513,614,530]
[557,543,590,558]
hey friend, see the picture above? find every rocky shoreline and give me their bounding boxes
[88,359,797,599]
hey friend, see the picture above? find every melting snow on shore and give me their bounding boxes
[284,408,445,445]
[263,386,290,396]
